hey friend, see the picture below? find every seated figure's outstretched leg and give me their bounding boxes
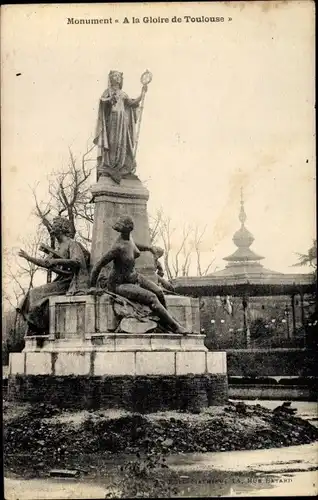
[137,274,167,308]
[115,283,187,334]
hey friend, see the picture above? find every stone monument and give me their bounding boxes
[8,70,228,412]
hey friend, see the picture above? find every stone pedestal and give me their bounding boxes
[32,294,200,340]
[90,175,156,281]
[8,294,228,411]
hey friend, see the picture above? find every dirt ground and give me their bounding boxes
[4,399,318,480]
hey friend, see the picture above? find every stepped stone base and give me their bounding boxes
[8,348,228,411]
[8,293,228,412]
[9,349,226,377]
[23,333,208,354]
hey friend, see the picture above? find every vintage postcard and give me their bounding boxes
[2,1,317,498]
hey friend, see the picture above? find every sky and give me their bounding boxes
[1,1,316,292]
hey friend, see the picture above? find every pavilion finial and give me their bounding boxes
[239,187,247,225]
[222,186,264,264]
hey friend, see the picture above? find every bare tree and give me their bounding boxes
[3,230,47,345]
[3,231,45,308]
[158,215,173,280]
[156,217,189,279]
[149,208,164,245]
[193,225,216,277]
[32,145,95,234]
[173,224,192,278]
[149,210,216,279]
[30,145,95,282]
[4,143,95,303]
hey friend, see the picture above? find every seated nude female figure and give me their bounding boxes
[90,216,188,335]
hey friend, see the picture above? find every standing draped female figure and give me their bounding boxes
[94,70,147,184]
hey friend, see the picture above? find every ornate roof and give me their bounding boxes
[171,188,314,295]
[172,273,314,297]
[208,188,283,279]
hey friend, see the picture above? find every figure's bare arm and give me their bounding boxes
[18,250,73,277]
[135,242,153,253]
[135,241,164,258]
[18,249,49,269]
[90,248,118,287]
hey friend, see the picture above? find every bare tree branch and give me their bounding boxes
[201,258,216,276]
[148,210,216,279]
[3,230,46,312]
[159,216,175,280]
[149,208,163,244]
[172,225,193,278]
[193,224,216,276]
[31,184,53,236]
[32,145,95,250]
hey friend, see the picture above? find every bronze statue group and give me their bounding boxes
[17,215,187,336]
[17,70,187,336]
